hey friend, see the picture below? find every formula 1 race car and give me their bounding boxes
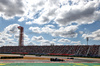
[50,58,64,61]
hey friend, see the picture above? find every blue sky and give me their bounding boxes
[0,0,100,46]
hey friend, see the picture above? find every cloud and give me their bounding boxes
[79,31,84,34]
[29,27,42,33]
[33,5,59,25]
[56,43,63,45]
[0,0,99,27]
[0,24,20,46]
[33,16,50,25]
[52,38,57,41]
[4,33,12,37]
[58,38,71,43]
[48,0,59,6]
[8,41,16,44]
[23,0,59,25]
[27,42,36,46]
[0,24,19,42]
[71,41,82,45]
[32,36,44,42]
[26,21,33,25]
[0,33,16,46]
[0,0,25,19]
[1,37,8,40]
[31,36,55,45]
[4,24,19,34]
[55,0,100,26]
[29,25,78,38]
[25,0,100,26]
[0,40,5,44]
[52,25,78,38]
[82,29,100,40]
[29,26,55,34]
[14,34,19,39]
[0,24,34,46]
[41,40,55,45]
[18,17,25,22]
[24,0,99,26]
[45,25,55,28]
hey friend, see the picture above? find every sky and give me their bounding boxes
[0,0,100,46]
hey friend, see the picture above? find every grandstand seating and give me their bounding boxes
[0,45,100,57]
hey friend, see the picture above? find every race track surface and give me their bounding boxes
[0,54,100,63]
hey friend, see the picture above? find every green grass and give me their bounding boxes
[0,63,100,66]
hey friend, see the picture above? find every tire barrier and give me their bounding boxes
[0,56,23,59]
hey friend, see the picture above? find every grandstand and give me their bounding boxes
[0,45,100,57]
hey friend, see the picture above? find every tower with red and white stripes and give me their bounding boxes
[18,26,24,46]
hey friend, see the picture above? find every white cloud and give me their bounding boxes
[4,33,12,37]
[31,36,55,45]
[58,38,71,43]
[18,17,25,22]
[22,0,48,24]
[0,0,25,20]
[22,0,60,25]
[33,5,59,25]
[71,41,82,45]
[42,26,54,34]
[0,24,20,43]
[0,0,99,27]
[55,0,100,26]
[33,16,50,25]
[24,0,100,26]
[52,38,57,41]
[29,27,42,33]
[8,41,16,44]
[0,35,16,46]
[32,36,44,42]
[14,34,19,39]
[4,24,19,34]
[5,41,17,46]
[0,40,5,44]
[45,25,55,28]
[48,0,59,6]
[0,34,8,41]
[27,42,36,46]
[26,21,33,25]
[41,40,55,45]
[79,31,84,34]
[82,29,100,40]
[56,43,63,45]
[51,25,78,38]
[0,24,21,46]
[2,37,7,40]
[29,25,78,38]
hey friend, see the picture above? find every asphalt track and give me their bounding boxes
[0,54,100,63]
